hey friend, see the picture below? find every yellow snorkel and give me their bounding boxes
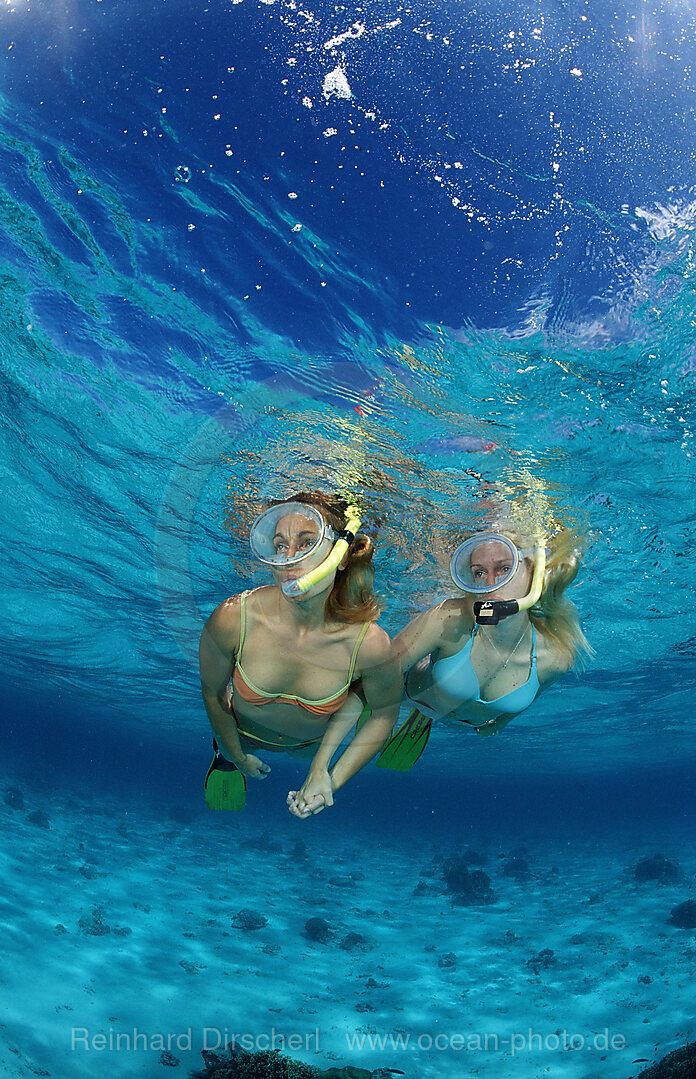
[473,543,546,625]
[281,506,362,598]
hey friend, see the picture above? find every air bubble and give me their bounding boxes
[174,165,192,183]
[323,66,351,101]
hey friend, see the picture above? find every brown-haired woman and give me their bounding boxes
[199,493,401,817]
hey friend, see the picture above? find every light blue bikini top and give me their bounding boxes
[431,624,540,717]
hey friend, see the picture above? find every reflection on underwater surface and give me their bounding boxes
[1,0,696,1075]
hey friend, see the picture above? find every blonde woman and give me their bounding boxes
[381,524,591,768]
[199,493,401,815]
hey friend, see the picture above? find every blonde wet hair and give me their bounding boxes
[266,491,381,624]
[498,522,593,668]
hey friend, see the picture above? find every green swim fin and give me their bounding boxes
[375,708,432,772]
[204,753,247,811]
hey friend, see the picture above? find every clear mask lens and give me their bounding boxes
[450,533,521,594]
[249,502,335,566]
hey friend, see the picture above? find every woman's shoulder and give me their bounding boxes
[203,591,249,648]
[353,621,391,666]
[351,619,421,678]
[534,624,575,682]
[392,596,473,663]
[404,596,472,632]
[435,597,474,640]
[212,586,274,619]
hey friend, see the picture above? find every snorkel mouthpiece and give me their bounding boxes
[281,577,306,598]
[473,599,520,625]
[281,507,361,597]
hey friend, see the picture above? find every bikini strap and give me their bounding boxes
[237,590,250,661]
[346,621,371,683]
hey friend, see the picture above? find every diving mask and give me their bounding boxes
[250,501,362,598]
[450,533,522,594]
[250,502,336,567]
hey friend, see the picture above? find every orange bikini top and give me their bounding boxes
[232,591,370,716]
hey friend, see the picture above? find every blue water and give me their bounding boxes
[2,1,696,1077]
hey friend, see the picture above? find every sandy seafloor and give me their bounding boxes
[1,758,694,1079]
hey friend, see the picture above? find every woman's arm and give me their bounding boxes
[199,597,246,764]
[393,600,464,669]
[302,692,367,783]
[288,626,401,817]
[328,625,402,792]
[199,597,269,778]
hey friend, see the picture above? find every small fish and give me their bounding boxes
[415,434,498,454]
[631,1060,651,1064]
